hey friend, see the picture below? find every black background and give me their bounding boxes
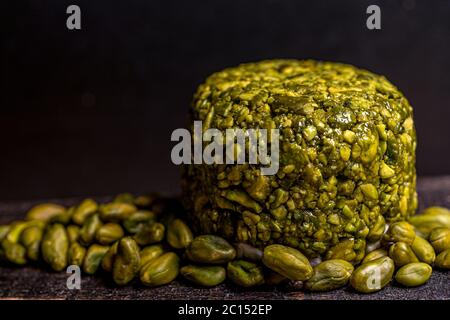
[1,0,449,201]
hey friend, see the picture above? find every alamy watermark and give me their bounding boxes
[366,5,381,30]
[66,265,81,290]
[171,121,280,175]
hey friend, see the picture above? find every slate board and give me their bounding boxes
[1,176,449,300]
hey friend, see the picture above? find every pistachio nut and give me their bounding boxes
[41,223,69,271]
[180,265,226,287]
[113,193,135,204]
[367,215,386,243]
[388,242,419,267]
[5,221,36,243]
[304,259,354,292]
[95,223,124,245]
[112,237,141,285]
[362,248,387,264]
[66,225,80,244]
[101,241,119,272]
[262,244,313,281]
[383,221,416,245]
[72,199,98,226]
[234,242,263,261]
[350,256,395,293]
[140,252,179,287]
[167,219,194,249]
[408,206,450,238]
[395,262,432,287]
[79,214,103,246]
[227,260,264,287]
[20,225,44,261]
[26,203,66,222]
[428,227,450,253]
[134,222,165,246]
[0,225,11,242]
[325,239,357,262]
[49,206,74,225]
[123,210,156,234]
[411,235,436,264]
[186,235,236,264]
[134,194,155,208]
[99,202,137,222]
[420,206,450,215]
[83,244,109,274]
[69,242,87,266]
[140,244,164,267]
[435,249,450,269]
[1,240,27,265]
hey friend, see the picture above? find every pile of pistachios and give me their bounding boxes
[0,194,449,293]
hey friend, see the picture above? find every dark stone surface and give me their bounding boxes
[0,176,449,300]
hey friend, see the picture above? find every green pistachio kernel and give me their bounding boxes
[262,244,313,281]
[435,249,450,269]
[95,223,125,245]
[395,262,432,287]
[167,219,194,249]
[41,224,69,271]
[343,130,356,143]
[134,194,155,208]
[113,193,135,204]
[388,242,419,268]
[362,248,387,264]
[360,183,378,200]
[5,221,37,243]
[140,252,179,287]
[49,206,74,225]
[0,225,11,242]
[428,227,450,253]
[83,244,109,275]
[79,214,103,246]
[411,236,436,264]
[20,225,44,261]
[101,241,119,272]
[68,242,87,266]
[140,244,164,268]
[223,190,262,213]
[112,237,141,285]
[1,240,27,265]
[99,202,137,222]
[66,225,80,244]
[186,235,236,264]
[367,215,386,243]
[384,221,416,245]
[181,265,226,287]
[350,256,395,293]
[123,210,156,234]
[134,222,165,246]
[325,239,357,262]
[26,203,66,222]
[227,260,265,287]
[379,161,395,179]
[304,259,354,292]
[408,206,450,238]
[72,199,98,226]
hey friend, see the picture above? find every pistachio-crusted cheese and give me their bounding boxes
[182,59,417,258]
